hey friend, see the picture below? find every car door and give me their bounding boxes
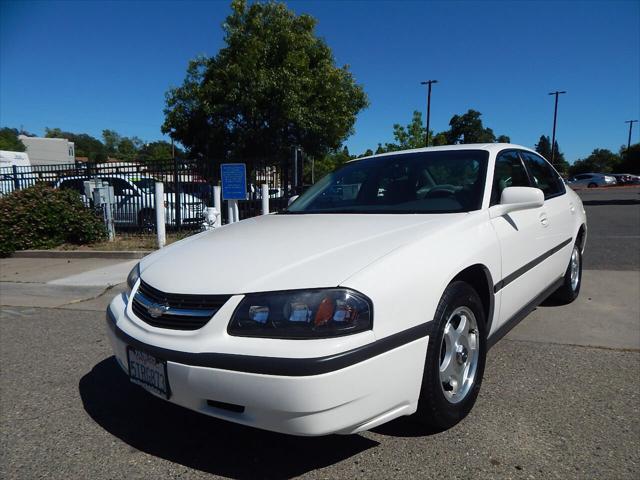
[108,177,138,225]
[575,174,592,187]
[519,151,574,278]
[489,150,551,333]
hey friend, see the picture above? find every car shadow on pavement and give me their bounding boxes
[581,199,640,206]
[79,357,379,479]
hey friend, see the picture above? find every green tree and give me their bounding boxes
[0,128,26,151]
[45,128,106,161]
[570,148,621,175]
[101,129,121,155]
[445,109,501,144]
[431,132,448,146]
[359,148,374,157]
[617,143,640,174]
[375,111,428,153]
[496,134,511,143]
[139,141,180,163]
[162,0,368,165]
[535,135,569,174]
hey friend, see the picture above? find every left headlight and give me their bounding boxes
[228,288,373,339]
[126,263,140,295]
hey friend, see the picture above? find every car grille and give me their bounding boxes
[132,280,231,330]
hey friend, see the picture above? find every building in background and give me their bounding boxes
[18,135,75,165]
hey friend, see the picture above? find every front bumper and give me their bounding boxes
[105,293,429,436]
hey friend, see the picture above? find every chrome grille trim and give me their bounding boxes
[131,280,231,330]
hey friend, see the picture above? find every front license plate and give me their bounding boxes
[127,346,171,399]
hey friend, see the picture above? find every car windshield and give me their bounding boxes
[286,150,489,214]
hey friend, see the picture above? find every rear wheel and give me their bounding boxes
[550,242,582,304]
[587,182,597,188]
[414,281,487,431]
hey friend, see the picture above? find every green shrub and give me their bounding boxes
[0,184,107,256]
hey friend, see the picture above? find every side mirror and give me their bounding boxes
[288,195,299,207]
[489,187,544,218]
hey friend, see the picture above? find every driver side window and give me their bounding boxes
[490,151,531,206]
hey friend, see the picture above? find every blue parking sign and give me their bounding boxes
[221,163,247,200]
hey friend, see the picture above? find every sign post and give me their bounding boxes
[221,163,247,224]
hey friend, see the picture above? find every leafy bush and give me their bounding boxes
[0,184,107,256]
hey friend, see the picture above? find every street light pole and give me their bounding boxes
[421,80,438,147]
[625,120,638,151]
[548,90,566,166]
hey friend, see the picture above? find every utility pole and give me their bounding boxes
[420,80,438,147]
[548,90,566,165]
[625,120,638,151]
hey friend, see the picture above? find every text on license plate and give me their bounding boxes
[127,347,171,399]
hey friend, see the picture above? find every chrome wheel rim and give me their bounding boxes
[570,246,580,291]
[439,306,479,404]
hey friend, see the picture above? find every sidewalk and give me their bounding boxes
[0,257,134,311]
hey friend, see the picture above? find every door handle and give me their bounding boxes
[539,212,549,227]
[569,202,576,214]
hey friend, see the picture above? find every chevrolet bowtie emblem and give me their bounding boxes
[147,302,170,318]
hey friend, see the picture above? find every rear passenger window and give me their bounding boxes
[519,152,565,199]
[490,151,531,205]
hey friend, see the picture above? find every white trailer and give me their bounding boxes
[0,150,35,196]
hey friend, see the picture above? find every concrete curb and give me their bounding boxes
[11,250,151,260]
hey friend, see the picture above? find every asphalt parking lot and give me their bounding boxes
[1,186,639,479]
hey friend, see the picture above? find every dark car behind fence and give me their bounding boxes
[0,159,292,235]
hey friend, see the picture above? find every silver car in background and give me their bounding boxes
[567,173,616,188]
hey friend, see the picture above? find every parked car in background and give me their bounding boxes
[567,173,616,188]
[106,143,587,436]
[54,174,206,228]
[610,173,640,185]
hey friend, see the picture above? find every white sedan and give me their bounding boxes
[106,144,587,436]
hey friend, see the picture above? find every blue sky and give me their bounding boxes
[1,0,638,162]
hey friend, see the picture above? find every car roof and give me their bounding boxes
[348,143,539,163]
[56,173,153,182]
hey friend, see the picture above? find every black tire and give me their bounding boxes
[587,182,597,188]
[550,242,582,304]
[138,209,156,232]
[414,281,487,432]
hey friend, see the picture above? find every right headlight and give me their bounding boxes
[125,263,140,296]
[228,288,373,339]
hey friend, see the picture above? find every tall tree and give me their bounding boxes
[102,129,121,155]
[162,0,368,166]
[139,141,181,163]
[535,135,552,159]
[0,128,26,151]
[536,134,568,174]
[617,143,640,174]
[445,109,501,144]
[569,148,621,175]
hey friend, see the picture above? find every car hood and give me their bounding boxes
[140,213,463,294]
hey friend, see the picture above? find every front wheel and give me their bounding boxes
[414,281,487,431]
[550,242,582,304]
[587,182,597,188]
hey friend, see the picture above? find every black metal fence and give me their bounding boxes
[0,159,291,234]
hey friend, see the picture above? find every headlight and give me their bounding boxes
[126,263,140,295]
[228,288,372,339]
